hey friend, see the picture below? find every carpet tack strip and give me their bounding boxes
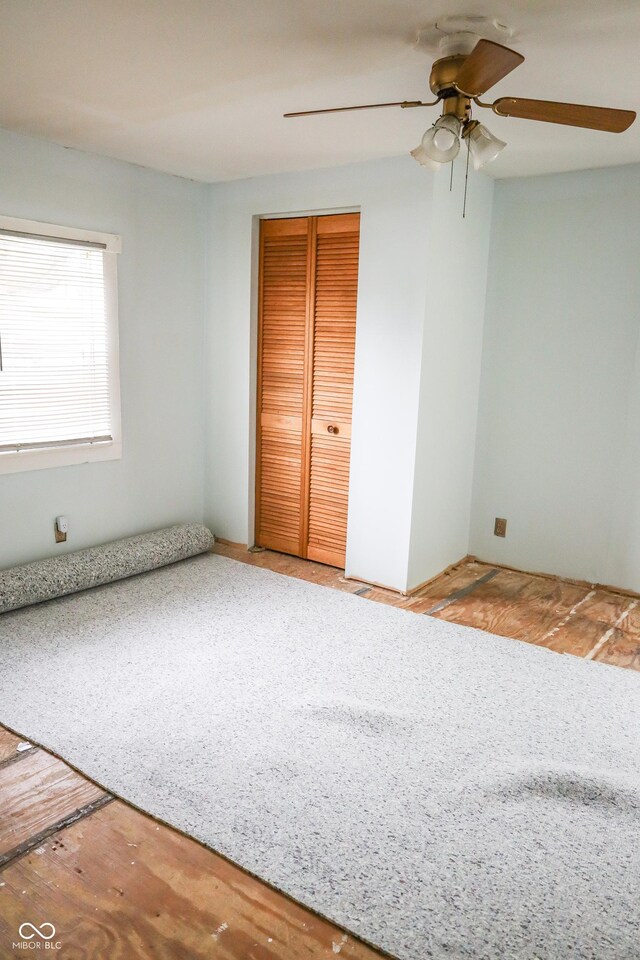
[0,747,37,773]
[538,589,597,645]
[424,569,500,615]
[0,794,114,871]
[584,599,639,661]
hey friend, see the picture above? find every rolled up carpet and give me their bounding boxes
[0,523,214,614]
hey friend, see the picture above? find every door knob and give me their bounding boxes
[327,424,339,435]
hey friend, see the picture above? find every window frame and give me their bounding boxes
[0,215,122,475]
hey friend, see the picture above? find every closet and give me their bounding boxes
[255,212,360,568]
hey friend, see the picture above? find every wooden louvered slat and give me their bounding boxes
[256,213,360,569]
[307,213,360,568]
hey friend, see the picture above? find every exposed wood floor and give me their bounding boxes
[215,542,640,671]
[2,547,638,959]
[0,727,385,959]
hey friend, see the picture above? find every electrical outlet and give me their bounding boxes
[54,515,68,544]
[494,517,507,538]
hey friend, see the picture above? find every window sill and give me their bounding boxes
[0,441,122,476]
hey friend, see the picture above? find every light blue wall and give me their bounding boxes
[205,157,436,591]
[470,164,640,591]
[204,157,497,592]
[4,122,638,593]
[407,163,494,591]
[0,129,208,567]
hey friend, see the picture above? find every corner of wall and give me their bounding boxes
[405,168,495,592]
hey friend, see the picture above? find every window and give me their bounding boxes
[0,216,121,474]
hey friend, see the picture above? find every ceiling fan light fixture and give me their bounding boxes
[421,115,462,163]
[465,121,506,169]
[410,143,441,170]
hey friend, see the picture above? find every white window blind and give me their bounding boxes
[0,230,112,454]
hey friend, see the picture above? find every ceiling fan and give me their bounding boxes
[284,33,636,172]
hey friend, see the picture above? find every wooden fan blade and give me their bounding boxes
[493,97,636,132]
[455,39,524,97]
[283,100,430,117]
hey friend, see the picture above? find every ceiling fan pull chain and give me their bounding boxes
[449,156,454,192]
[462,137,470,219]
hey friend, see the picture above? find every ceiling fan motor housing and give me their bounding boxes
[429,56,472,121]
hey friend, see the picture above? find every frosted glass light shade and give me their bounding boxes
[421,115,461,163]
[466,122,506,169]
[410,143,441,170]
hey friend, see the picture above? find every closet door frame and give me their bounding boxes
[254,208,360,561]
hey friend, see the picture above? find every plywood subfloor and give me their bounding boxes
[0,738,385,959]
[2,544,638,958]
[214,542,640,671]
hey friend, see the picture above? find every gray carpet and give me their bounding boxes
[1,553,639,960]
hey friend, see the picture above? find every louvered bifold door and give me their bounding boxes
[255,218,309,556]
[306,213,360,567]
[256,213,360,567]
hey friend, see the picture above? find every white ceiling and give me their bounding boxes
[0,0,639,182]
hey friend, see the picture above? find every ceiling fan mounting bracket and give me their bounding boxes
[417,16,514,56]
